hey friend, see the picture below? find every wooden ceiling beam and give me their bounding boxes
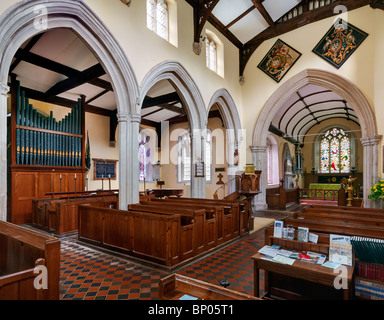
[45,63,106,97]
[15,84,114,117]
[13,48,113,92]
[142,92,181,109]
[371,0,384,9]
[224,5,256,30]
[207,15,243,48]
[240,0,372,76]
[193,0,220,43]
[9,33,44,73]
[251,0,274,28]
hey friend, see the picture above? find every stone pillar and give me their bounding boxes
[226,130,238,195]
[250,145,268,211]
[0,83,10,222]
[129,113,141,204]
[360,135,382,208]
[117,113,128,210]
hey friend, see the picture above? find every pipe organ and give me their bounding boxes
[15,82,83,167]
[9,80,87,224]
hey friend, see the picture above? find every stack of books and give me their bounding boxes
[351,236,384,300]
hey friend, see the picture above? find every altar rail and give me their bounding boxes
[299,188,339,201]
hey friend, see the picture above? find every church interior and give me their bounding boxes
[1,0,384,304]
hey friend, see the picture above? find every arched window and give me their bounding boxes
[139,144,146,181]
[178,131,191,183]
[320,128,351,173]
[147,0,169,41]
[139,135,147,181]
[178,130,212,183]
[205,130,212,182]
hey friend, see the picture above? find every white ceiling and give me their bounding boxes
[212,0,301,43]
[11,28,184,124]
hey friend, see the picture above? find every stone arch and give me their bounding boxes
[139,61,207,198]
[251,68,381,208]
[0,0,140,219]
[207,89,242,193]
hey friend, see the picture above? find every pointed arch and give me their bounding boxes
[0,0,140,219]
[252,68,381,208]
[139,61,207,198]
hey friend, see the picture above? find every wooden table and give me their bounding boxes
[252,252,354,300]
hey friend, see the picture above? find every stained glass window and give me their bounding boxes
[320,128,350,173]
[139,144,146,181]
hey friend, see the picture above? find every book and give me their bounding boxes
[179,294,199,300]
[297,227,309,242]
[273,220,283,238]
[329,234,353,266]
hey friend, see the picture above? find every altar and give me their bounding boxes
[309,183,340,190]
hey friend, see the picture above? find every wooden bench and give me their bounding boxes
[78,205,193,269]
[142,197,235,244]
[128,203,207,257]
[302,205,384,220]
[159,273,259,300]
[296,211,384,228]
[163,196,251,237]
[0,221,60,300]
[284,217,384,239]
[140,198,224,246]
[266,185,300,209]
[32,194,119,236]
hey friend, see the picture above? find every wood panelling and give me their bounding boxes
[9,165,86,224]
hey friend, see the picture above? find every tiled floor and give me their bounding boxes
[59,229,266,300]
[58,208,300,300]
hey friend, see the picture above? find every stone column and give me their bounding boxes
[360,135,382,208]
[226,129,238,195]
[250,145,268,211]
[0,83,10,222]
[129,113,141,204]
[117,113,128,210]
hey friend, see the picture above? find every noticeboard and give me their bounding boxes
[93,158,118,180]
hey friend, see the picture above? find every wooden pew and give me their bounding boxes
[0,221,60,300]
[296,211,384,228]
[78,206,189,268]
[266,185,300,209]
[128,204,206,257]
[302,205,384,220]
[32,194,119,236]
[140,198,222,247]
[142,197,234,244]
[162,196,250,237]
[159,273,260,300]
[284,217,384,239]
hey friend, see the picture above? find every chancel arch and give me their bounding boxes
[0,0,140,221]
[251,68,381,209]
